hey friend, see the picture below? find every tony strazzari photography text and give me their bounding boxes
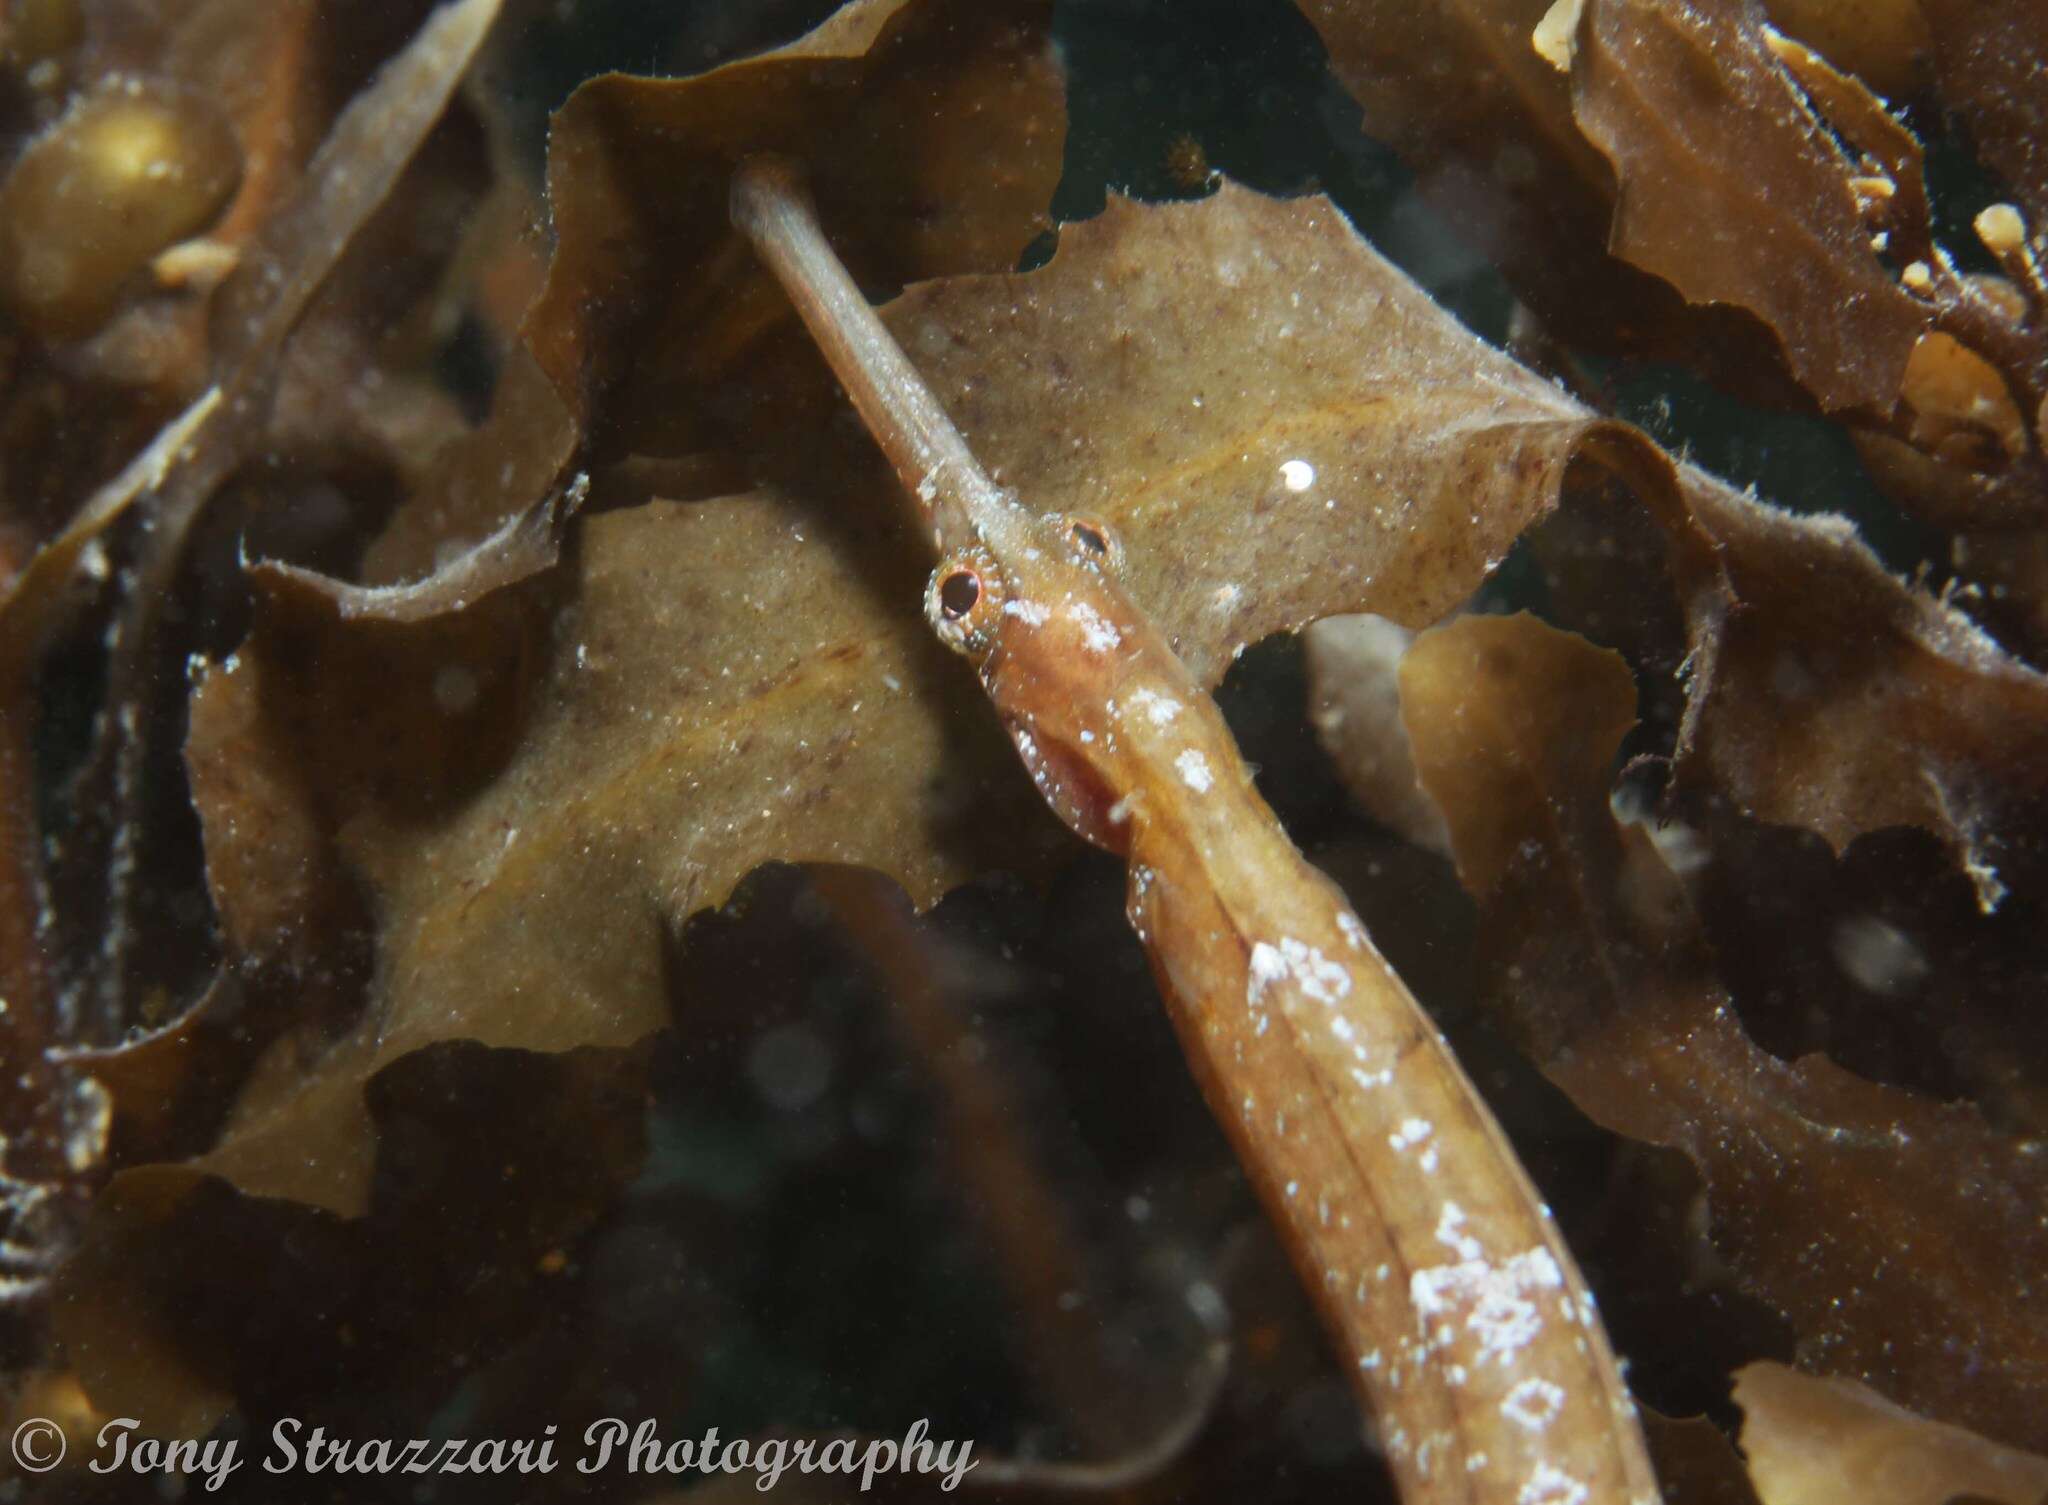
[87,1416,978,1492]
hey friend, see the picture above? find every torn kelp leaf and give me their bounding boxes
[1566,0,1927,416]
[192,486,1056,1212]
[536,0,1061,456]
[870,184,1660,681]
[1298,0,1798,398]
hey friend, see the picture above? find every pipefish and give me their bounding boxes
[732,157,1660,1505]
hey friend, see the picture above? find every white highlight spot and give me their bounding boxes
[1390,1118,1434,1152]
[1185,1280,1227,1327]
[1002,598,1050,626]
[1832,914,1929,996]
[1280,458,1316,492]
[1501,1377,1568,1433]
[748,1024,833,1111]
[1176,749,1214,792]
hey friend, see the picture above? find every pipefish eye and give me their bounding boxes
[938,568,980,617]
[1060,514,1124,573]
[925,551,1004,657]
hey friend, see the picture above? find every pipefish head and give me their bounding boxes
[926,510,1152,851]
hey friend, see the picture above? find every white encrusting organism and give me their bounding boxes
[1246,942,1291,1009]
[1436,1201,1480,1258]
[1502,1377,1569,1433]
[1517,1463,1589,1505]
[1068,599,1120,651]
[1176,748,1214,792]
[1124,686,1183,725]
[1411,1229,1566,1368]
[1245,937,1352,1007]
